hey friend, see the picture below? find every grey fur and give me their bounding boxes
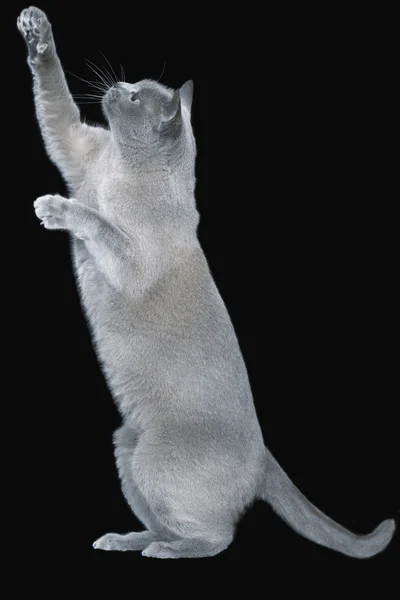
[18,6,396,559]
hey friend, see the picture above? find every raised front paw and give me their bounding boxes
[17,6,53,63]
[34,194,70,230]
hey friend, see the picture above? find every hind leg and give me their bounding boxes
[97,426,237,557]
[140,500,234,559]
[142,534,233,559]
[129,457,235,559]
[93,426,174,552]
[112,426,173,536]
[140,503,234,559]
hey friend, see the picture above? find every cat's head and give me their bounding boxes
[102,79,194,153]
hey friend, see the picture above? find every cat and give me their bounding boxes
[18,6,396,559]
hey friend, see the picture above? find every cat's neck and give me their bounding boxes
[107,131,193,178]
[98,138,196,201]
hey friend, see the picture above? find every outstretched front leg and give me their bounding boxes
[34,195,137,293]
[17,7,107,188]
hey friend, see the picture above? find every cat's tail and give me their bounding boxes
[259,448,396,559]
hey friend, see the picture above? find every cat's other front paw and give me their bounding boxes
[17,6,53,63]
[34,194,70,231]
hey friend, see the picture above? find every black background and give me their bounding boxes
[7,1,398,562]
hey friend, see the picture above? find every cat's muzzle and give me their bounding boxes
[106,87,121,104]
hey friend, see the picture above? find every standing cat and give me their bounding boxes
[18,6,395,559]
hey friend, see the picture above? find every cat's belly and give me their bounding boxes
[72,239,172,421]
[73,244,133,373]
[71,239,264,454]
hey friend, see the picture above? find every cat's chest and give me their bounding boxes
[77,163,137,218]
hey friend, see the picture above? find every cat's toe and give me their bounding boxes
[17,9,32,39]
[18,7,51,51]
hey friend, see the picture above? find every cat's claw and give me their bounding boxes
[17,6,53,62]
[34,194,69,230]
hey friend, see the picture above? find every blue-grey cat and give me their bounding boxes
[18,6,395,559]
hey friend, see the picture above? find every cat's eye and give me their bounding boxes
[131,92,140,103]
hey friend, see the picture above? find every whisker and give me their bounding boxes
[74,100,103,105]
[92,55,114,86]
[97,48,119,84]
[72,91,104,96]
[156,62,166,83]
[86,60,113,88]
[120,64,126,82]
[72,95,104,100]
[86,59,114,89]
[65,69,107,92]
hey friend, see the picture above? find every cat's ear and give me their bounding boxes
[160,90,182,128]
[159,81,193,131]
[180,80,194,113]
